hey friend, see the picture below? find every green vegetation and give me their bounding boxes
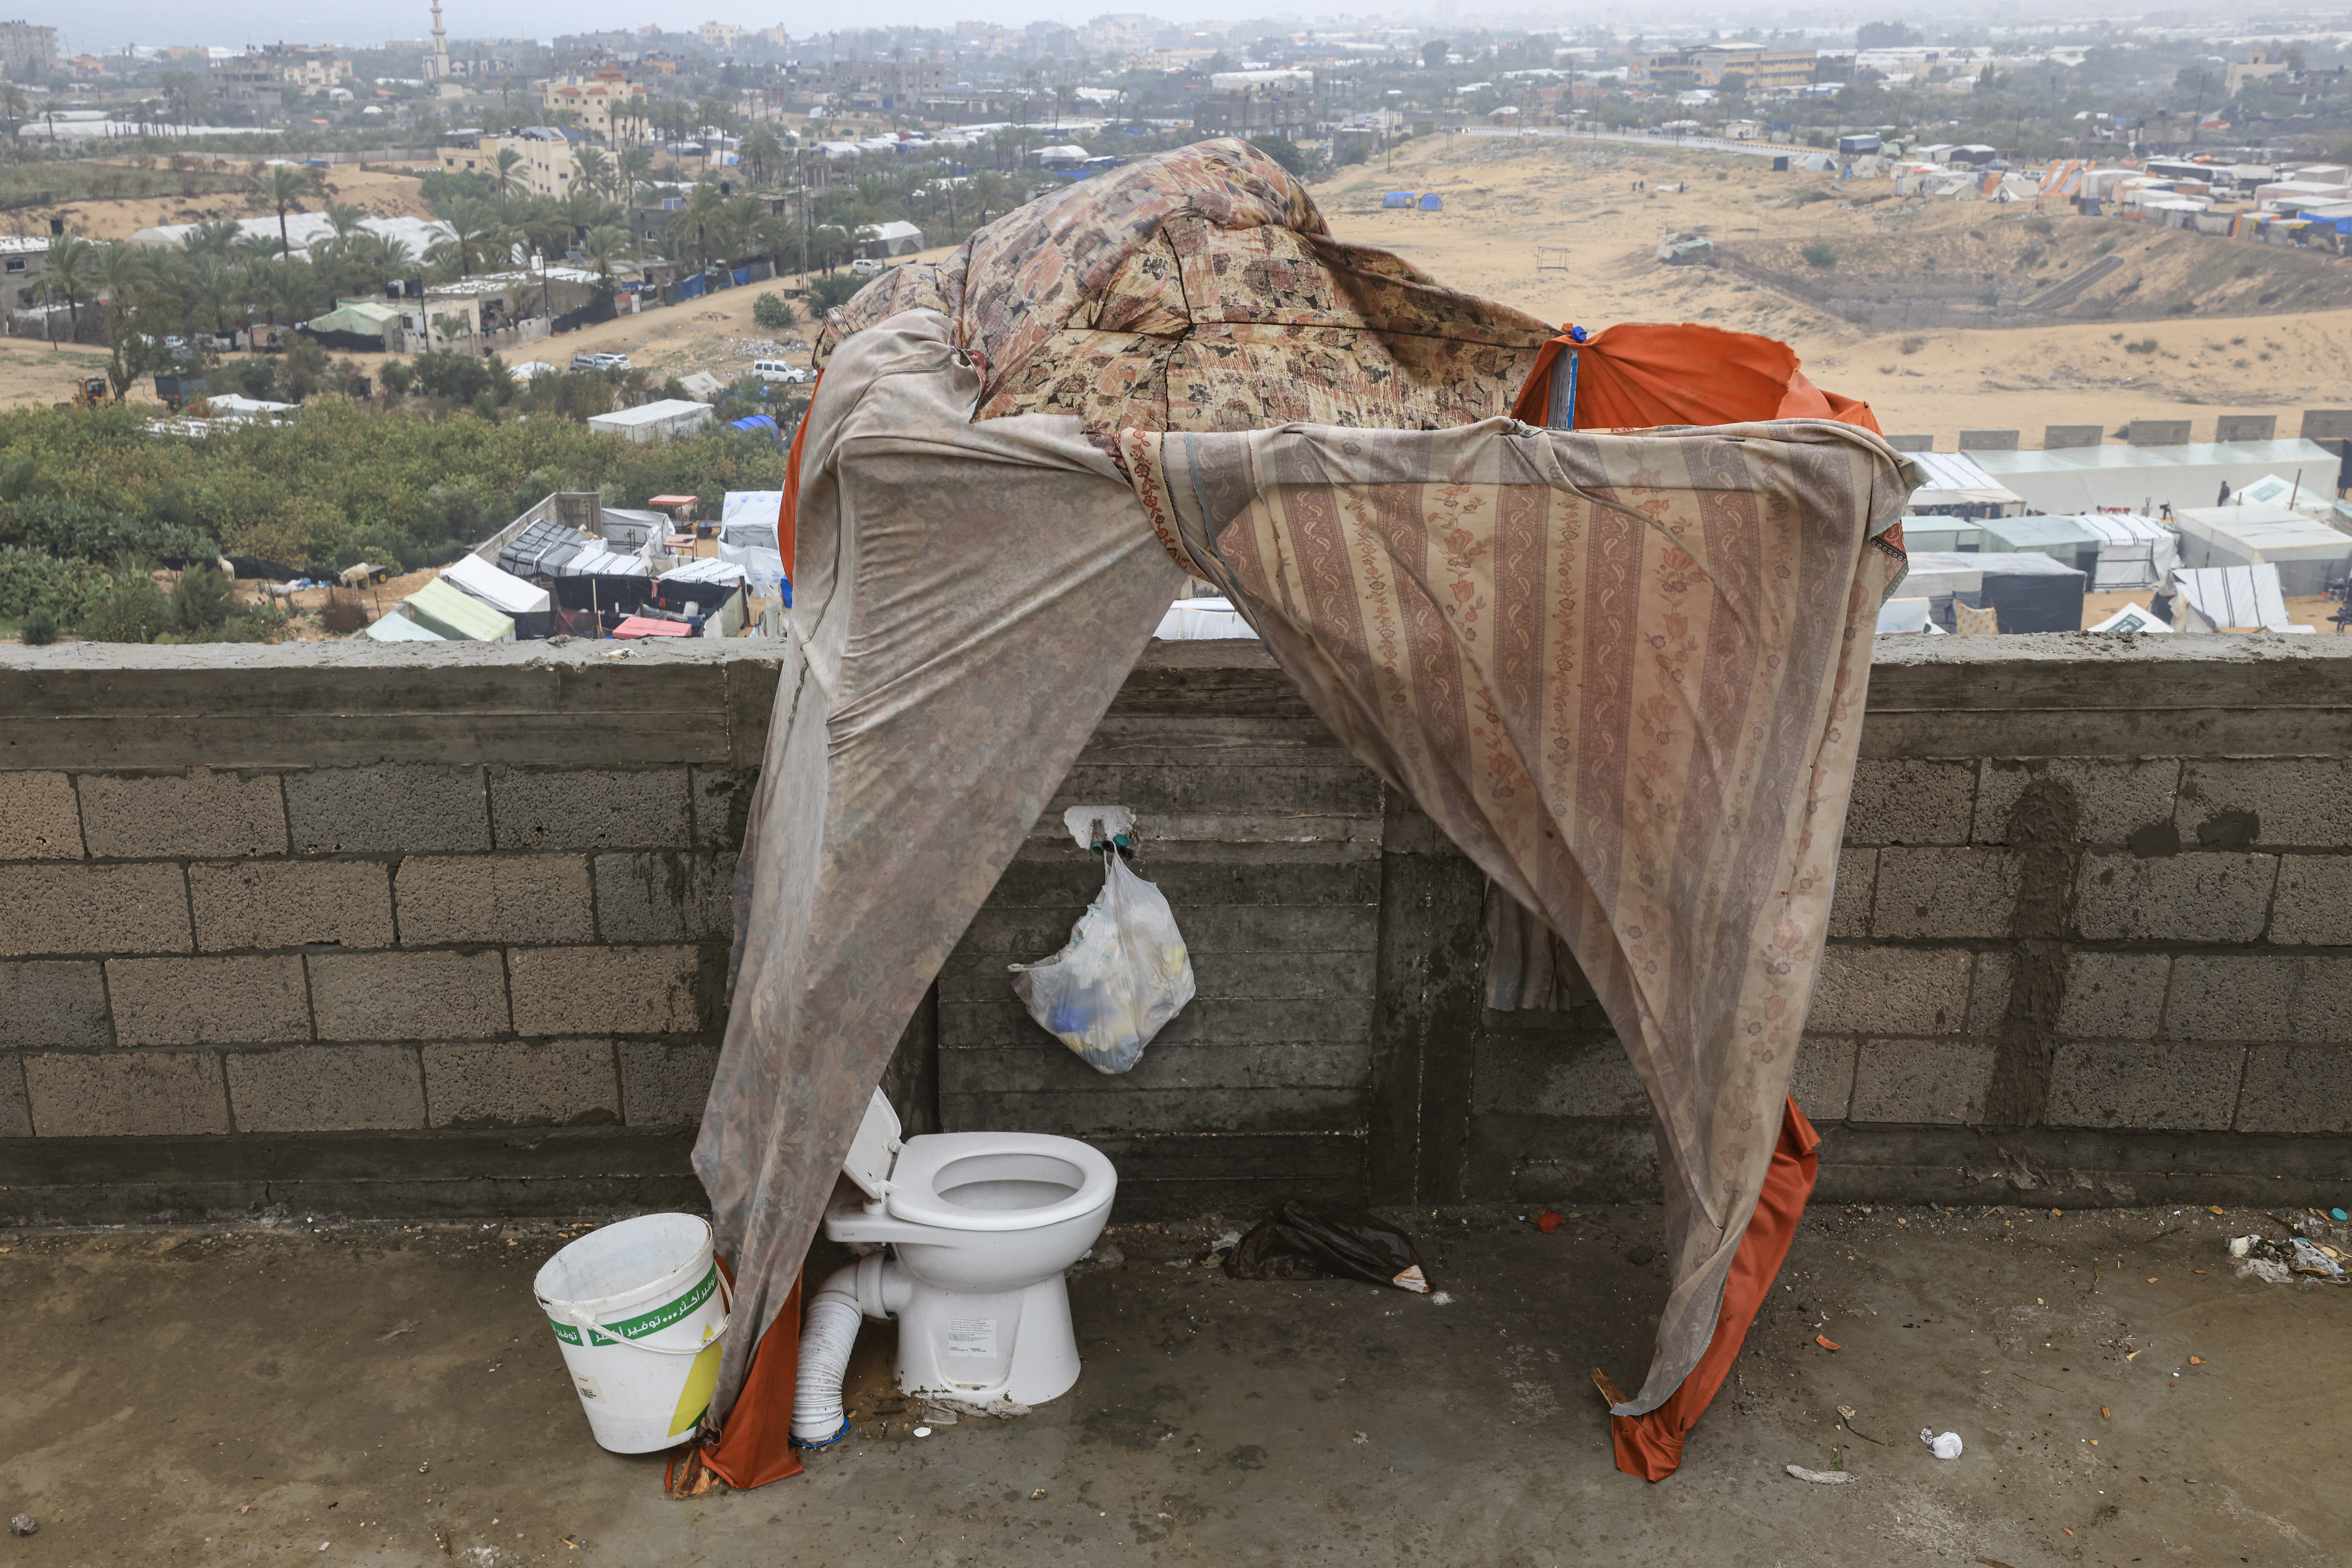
[0,155,253,210]
[751,291,798,331]
[0,402,792,634]
[1801,241,1837,269]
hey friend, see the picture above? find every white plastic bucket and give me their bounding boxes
[533,1213,732,1454]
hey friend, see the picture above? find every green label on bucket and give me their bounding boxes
[548,1266,720,1348]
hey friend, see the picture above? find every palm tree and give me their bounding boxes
[739,123,781,187]
[44,233,92,331]
[182,218,242,257]
[184,254,238,335]
[89,241,148,310]
[617,145,654,202]
[514,198,572,319]
[574,144,611,204]
[579,223,634,295]
[0,81,28,136]
[492,146,525,197]
[430,196,507,280]
[258,163,313,259]
[680,179,726,271]
[323,201,367,242]
[232,231,285,264]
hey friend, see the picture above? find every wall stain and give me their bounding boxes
[1983,776,2084,1126]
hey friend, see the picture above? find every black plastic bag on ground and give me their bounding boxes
[1222,1201,1430,1293]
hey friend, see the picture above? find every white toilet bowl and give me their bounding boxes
[794,1090,1115,1440]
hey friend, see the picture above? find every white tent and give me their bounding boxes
[441,551,553,616]
[588,399,715,443]
[1904,451,2026,517]
[718,490,787,588]
[2074,514,2180,590]
[2088,601,2173,634]
[1971,440,2343,515]
[2233,471,2339,521]
[2172,502,2352,595]
[2168,564,2301,632]
[1154,596,1257,639]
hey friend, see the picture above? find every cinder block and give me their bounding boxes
[0,1052,28,1137]
[2180,759,2352,849]
[0,960,110,1049]
[78,769,285,859]
[0,772,83,858]
[690,767,751,850]
[1808,948,1971,1035]
[0,863,189,956]
[1966,950,2014,1034]
[1844,759,1977,846]
[508,945,702,1036]
[1828,849,1875,939]
[2057,952,2170,1039]
[1976,758,2179,848]
[2073,852,2276,943]
[2272,857,2352,946]
[1871,848,2022,939]
[395,855,595,946]
[2164,954,2300,1042]
[619,1039,723,1126]
[226,1044,425,1132]
[489,768,693,852]
[108,955,311,1045]
[1850,1039,1997,1123]
[22,1049,229,1136]
[190,860,394,951]
[1789,1035,1856,1121]
[2046,1041,2244,1130]
[593,852,736,943]
[308,950,511,1041]
[2235,1045,2352,1133]
[284,765,491,855]
[424,1039,620,1128]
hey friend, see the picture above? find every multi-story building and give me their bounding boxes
[826,57,947,111]
[1194,68,1315,139]
[696,21,748,51]
[2227,47,2295,97]
[436,125,592,199]
[1629,44,1815,93]
[0,19,57,73]
[208,45,352,119]
[543,66,649,143]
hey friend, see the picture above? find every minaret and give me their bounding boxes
[428,0,451,81]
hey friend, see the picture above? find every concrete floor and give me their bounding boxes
[2,1202,2343,1567]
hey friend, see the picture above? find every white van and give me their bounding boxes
[752,360,811,384]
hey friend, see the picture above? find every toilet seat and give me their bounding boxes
[839,1088,1116,1235]
[886,1132,1117,1233]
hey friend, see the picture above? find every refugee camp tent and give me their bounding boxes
[299,300,400,352]
[1418,193,1444,211]
[441,551,554,637]
[2234,470,2341,521]
[1976,514,2105,573]
[2073,513,2180,590]
[361,609,444,642]
[1903,450,2025,518]
[718,490,789,593]
[1898,519,1985,553]
[2088,601,2172,633]
[1970,440,2343,515]
[403,576,516,642]
[682,139,1917,1495]
[1899,549,2086,630]
[2172,502,2352,594]
[1153,596,1256,639]
[587,399,715,443]
[2169,563,2299,631]
[1381,190,1415,208]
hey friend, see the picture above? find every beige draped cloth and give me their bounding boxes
[1120,419,1909,1412]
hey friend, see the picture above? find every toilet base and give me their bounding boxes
[895,1272,1080,1407]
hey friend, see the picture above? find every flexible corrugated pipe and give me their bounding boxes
[790,1252,905,1448]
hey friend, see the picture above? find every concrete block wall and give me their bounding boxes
[8,633,2352,1223]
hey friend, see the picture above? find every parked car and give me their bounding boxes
[849,258,885,276]
[752,359,811,384]
[571,351,632,371]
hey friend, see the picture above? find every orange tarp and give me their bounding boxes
[1508,322,1883,435]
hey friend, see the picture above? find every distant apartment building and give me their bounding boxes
[1194,68,1315,139]
[209,45,352,118]
[757,26,791,48]
[2227,47,2294,97]
[0,19,57,72]
[543,67,648,142]
[1629,44,1815,92]
[437,125,591,199]
[696,21,748,51]
[827,56,947,109]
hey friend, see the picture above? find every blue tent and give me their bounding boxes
[1418,193,1444,211]
[729,414,780,437]
[1382,191,1415,208]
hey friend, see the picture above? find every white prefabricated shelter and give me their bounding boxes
[1977,513,2179,589]
[2167,564,2302,632]
[2171,502,2352,595]
[1898,519,1986,553]
[440,551,553,617]
[1971,440,2343,516]
[718,490,789,591]
[1903,451,2026,518]
[2233,471,2345,523]
[588,399,716,443]
[1900,551,2087,632]
[2088,601,2173,634]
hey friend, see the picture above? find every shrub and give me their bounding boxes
[379,358,416,399]
[751,292,798,330]
[0,545,111,624]
[19,605,57,645]
[1899,335,1926,355]
[808,272,865,311]
[2124,338,2158,355]
[77,571,173,644]
[0,498,220,566]
[1801,241,1837,269]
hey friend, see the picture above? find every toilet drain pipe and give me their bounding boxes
[790,1252,907,1448]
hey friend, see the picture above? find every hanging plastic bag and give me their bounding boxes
[1009,807,1196,1075]
[1222,1201,1431,1293]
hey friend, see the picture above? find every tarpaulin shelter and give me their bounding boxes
[687,139,1916,1493]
